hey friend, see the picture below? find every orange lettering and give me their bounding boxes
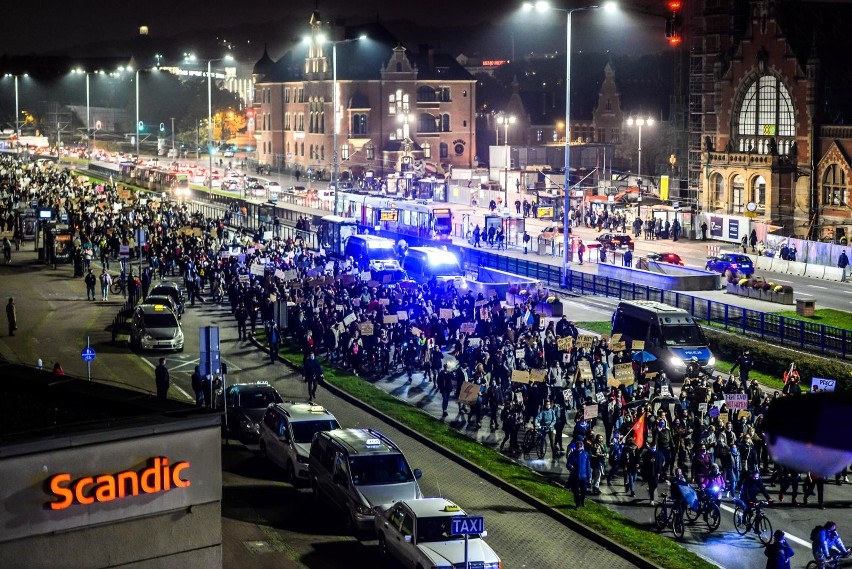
[172,462,190,488]
[74,477,95,505]
[117,471,139,498]
[49,473,73,510]
[162,457,171,491]
[140,457,162,493]
[94,475,116,502]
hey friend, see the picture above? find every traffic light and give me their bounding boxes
[665,0,683,46]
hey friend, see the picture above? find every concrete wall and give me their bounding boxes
[598,261,721,291]
[473,266,541,298]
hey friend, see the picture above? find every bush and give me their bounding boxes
[760,282,772,291]
[702,327,852,391]
[752,280,763,289]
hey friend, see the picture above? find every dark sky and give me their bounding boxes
[2,0,666,57]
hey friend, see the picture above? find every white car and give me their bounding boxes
[265,181,282,200]
[259,402,340,482]
[375,498,502,569]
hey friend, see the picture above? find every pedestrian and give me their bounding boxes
[741,235,748,253]
[642,443,663,501]
[6,297,16,337]
[523,231,531,254]
[100,269,112,301]
[577,241,585,265]
[839,250,849,282]
[84,269,97,301]
[235,302,248,339]
[764,530,795,569]
[567,439,592,507]
[268,325,280,364]
[155,357,170,400]
[52,362,65,375]
[624,249,633,267]
[750,229,758,252]
[191,365,204,406]
[701,221,708,241]
[2,236,11,264]
[303,352,324,402]
[730,349,754,388]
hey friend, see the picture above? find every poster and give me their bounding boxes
[511,370,530,384]
[613,363,634,385]
[660,385,671,397]
[274,269,286,280]
[459,381,481,404]
[595,392,606,404]
[515,349,525,360]
[529,369,546,383]
[335,305,344,312]
[384,314,399,324]
[728,218,740,241]
[610,333,622,344]
[340,274,356,285]
[342,313,356,326]
[563,389,573,404]
[725,394,749,410]
[737,410,752,421]
[367,280,380,288]
[710,216,723,238]
[575,361,593,383]
[284,269,299,280]
[379,298,390,306]
[459,322,476,334]
[249,263,266,276]
[811,377,836,392]
[583,404,599,420]
[577,335,595,349]
[631,340,645,351]
[557,337,573,352]
[358,322,374,336]
[411,327,422,337]
[718,412,729,425]
[610,341,626,352]
[440,308,453,320]
[395,311,407,321]
[698,403,708,413]
[360,271,372,281]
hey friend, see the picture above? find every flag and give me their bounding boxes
[632,412,646,449]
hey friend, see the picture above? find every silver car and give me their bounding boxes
[129,304,184,352]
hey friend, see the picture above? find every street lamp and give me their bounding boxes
[310,33,367,215]
[4,73,27,144]
[71,68,104,148]
[497,113,516,206]
[522,0,616,285]
[626,115,654,191]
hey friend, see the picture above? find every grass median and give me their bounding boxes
[276,341,714,569]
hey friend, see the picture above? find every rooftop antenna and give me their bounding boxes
[436,479,443,499]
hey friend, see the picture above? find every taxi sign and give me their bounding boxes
[451,515,484,536]
[309,405,326,413]
[153,304,166,311]
[441,504,461,512]
[365,438,382,447]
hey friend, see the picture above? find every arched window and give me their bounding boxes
[352,114,368,135]
[416,85,437,102]
[736,75,795,155]
[822,164,847,206]
[714,174,724,206]
[418,113,437,133]
[319,111,324,134]
[440,113,450,132]
[439,142,449,159]
[751,175,766,205]
[731,174,745,213]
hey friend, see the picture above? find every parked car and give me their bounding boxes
[142,294,181,319]
[705,253,754,276]
[223,382,284,444]
[129,304,184,352]
[596,233,635,250]
[148,282,185,315]
[538,225,566,241]
[259,402,340,483]
[646,252,685,266]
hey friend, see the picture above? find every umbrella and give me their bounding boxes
[631,350,657,363]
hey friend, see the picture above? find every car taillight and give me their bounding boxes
[730,263,738,268]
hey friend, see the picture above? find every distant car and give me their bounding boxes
[148,282,185,315]
[647,252,685,266]
[224,382,284,444]
[223,150,235,158]
[259,402,340,483]
[222,179,241,192]
[538,225,566,241]
[596,233,635,250]
[375,498,502,569]
[249,184,266,197]
[265,181,282,201]
[143,294,181,319]
[705,253,754,276]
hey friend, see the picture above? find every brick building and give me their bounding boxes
[253,12,476,183]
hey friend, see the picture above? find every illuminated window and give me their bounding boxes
[422,142,431,159]
[731,174,745,213]
[822,164,847,206]
[736,75,795,154]
[341,144,350,161]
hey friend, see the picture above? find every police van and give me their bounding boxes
[611,300,715,379]
[343,235,406,281]
[309,428,422,532]
[402,246,465,287]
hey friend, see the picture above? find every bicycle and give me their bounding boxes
[684,485,722,532]
[522,424,549,460]
[806,550,851,569]
[733,500,772,544]
[653,493,686,539]
[110,273,127,295]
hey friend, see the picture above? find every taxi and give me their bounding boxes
[129,303,184,352]
[259,402,340,483]
[375,498,502,569]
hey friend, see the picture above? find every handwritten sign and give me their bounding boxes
[440,308,453,320]
[575,361,593,383]
[511,370,530,384]
[358,321,374,336]
[459,322,476,334]
[577,335,595,349]
[342,313,356,326]
[595,392,606,404]
[378,298,390,306]
[411,327,422,337]
[631,340,645,351]
[384,314,399,324]
[557,337,573,352]
[610,341,626,352]
[459,381,481,404]
[718,412,729,425]
[584,404,599,420]
[367,280,380,288]
[529,369,546,383]
[360,271,372,281]
[613,363,634,385]
[250,263,266,276]
[284,269,298,281]
[475,300,488,307]
[610,333,622,344]
[811,377,836,392]
[738,410,752,421]
[660,385,671,397]
[274,269,286,280]
[725,394,749,410]
[397,311,409,321]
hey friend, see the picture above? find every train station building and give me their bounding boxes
[0,361,222,569]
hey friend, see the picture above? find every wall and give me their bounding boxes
[598,261,721,291]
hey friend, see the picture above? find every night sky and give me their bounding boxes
[3,0,667,57]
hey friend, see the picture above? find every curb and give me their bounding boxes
[250,336,663,569]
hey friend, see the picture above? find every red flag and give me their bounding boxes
[632,412,646,449]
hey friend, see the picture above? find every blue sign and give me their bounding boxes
[451,516,485,536]
[81,347,96,362]
[728,219,740,240]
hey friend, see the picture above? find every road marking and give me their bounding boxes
[843,291,852,294]
[773,279,793,283]
[807,285,828,289]
[718,504,810,547]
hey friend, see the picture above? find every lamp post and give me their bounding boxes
[135,68,140,163]
[497,113,516,207]
[626,115,654,192]
[522,0,616,285]
[4,73,25,144]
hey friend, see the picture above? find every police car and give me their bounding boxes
[259,402,340,482]
[375,498,502,569]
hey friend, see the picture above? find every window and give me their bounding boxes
[440,113,450,132]
[319,111,325,134]
[309,145,314,160]
[736,74,795,154]
[422,142,431,159]
[714,174,724,205]
[284,113,291,131]
[439,142,448,159]
[284,88,290,103]
[300,142,304,156]
[341,144,350,161]
[352,113,368,135]
[321,145,325,161]
[365,142,374,160]
[751,175,766,205]
[822,164,847,206]
[417,85,436,103]
[606,98,612,111]
[400,514,414,537]
[297,113,304,131]
[731,174,745,213]
[418,113,437,133]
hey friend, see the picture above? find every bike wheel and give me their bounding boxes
[536,434,547,460]
[110,282,122,295]
[522,429,535,454]
[672,508,685,539]
[733,505,748,535]
[653,503,668,530]
[756,514,773,545]
[685,504,700,523]
[705,503,721,532]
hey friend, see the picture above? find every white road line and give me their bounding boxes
[843,291,852,295]
[774,279,793,283]
[718,504,810,547]
[807,285,828,289]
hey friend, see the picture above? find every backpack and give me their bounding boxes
[810,525,823,542]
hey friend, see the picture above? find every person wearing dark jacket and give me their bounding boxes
[154,358,170,399]
[303,353,324,401]
[566,440,592,507]
[764,530,795,569]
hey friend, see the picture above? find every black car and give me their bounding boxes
[148,282,185,315]
[596,233,635,250]
[224,382,284,443]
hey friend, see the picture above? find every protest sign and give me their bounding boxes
[397,311,409,321]
[631,340,645,351]
[584,404,599,420]
[340,274,356,285]
[342,313,356,326]
[575,361,593,383]
[459,322,476,334]
[515,349,525,360]
[220,250,232,259]
[562,352,571,363]
[563,389,574,404]
[410,327,422,337]
[468,338,481,347]
[609,341,626,352]
[440,308,453,320]
[718,412,729,425]
[725,394,749,410]
[360,271,372,281]
[475,299,488,307]
[249,263,265,276]
[613,363,634,385]
[577,335,595,349]
[557,337,573,352]
[384,314,399,324]
[458,381,481,405]
[595,392,606,404]
[660,385,671,397]
[511,370,530,384]
[367,280,380,288]
[737,410,752,421]
[274,269,286,280]
[378,298,390,306]
[529,369,546,383]
[698,403,708,413]
[610,333,622,344]
[708,405,719,418]
[811,377,836,392]
[488,289,497,297]
[358,322,374,336]
[335,305,344,312]
[284,269,298,280]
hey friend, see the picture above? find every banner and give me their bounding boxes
[725,394,749,410]
[459,322,476,334]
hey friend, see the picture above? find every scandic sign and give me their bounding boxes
[47,457,190,510]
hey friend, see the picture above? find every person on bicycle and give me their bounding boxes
[702,463,726,502]
[739,469,773,526]
[812,521,849,568]
[669,468,693,513]
[535,399,557,456]
[764,529,794,569]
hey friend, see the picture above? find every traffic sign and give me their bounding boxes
[81,346,96,362]
[451,516,484,536]
[159,122,165,132]
[95,120,102,130]
[138,121,144,131]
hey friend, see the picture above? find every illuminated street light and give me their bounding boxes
[497,113,516,205]
[625,115,655,191]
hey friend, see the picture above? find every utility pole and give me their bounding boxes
[171,117,175,152]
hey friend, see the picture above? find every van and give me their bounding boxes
[344,235,405,280]
[309,428,422,532]
[402,246,464,286]
[611,301,715,379]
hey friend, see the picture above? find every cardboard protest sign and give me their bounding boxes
[698,403,708,413]
[529,369,546,383]
[562,352,571,363]
[610,333,622,344]
[274,269,286,280]
[360,271,372,281]
[459,322,476,334]
[613,363,634,385]
[358,321,374,336]
[631,340,645,351]
[575,361,593,383]
[607,376,621,388]
[410,327,422,337]
[725,394,749,410]
[342,313,356,326]
[284,269,299,280]
[384,314,399,324]
[515,349,526,360]
[397,311,409,321]
[440,308,453,320]
[379,298,390,306]
[557,337,574,352]
[811,377,836,392]
[718,412,729,425]
[737,410,752,421]
[458,381,481,404]
[584,404,599,420]
[468,338,481,347]
[609,341,626,352]
[475,300,488,307]
[660,385,672,397]
[511,370,530,384]
[335,305,344,312]
[577,335,595,349]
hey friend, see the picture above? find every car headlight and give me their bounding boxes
[296,453,310,464]
[240,419,258,433]
[144,333,153,341]
[707,356,716,367]
[670,356,685,367]
[354,504,372,515]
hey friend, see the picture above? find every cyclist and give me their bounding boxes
[534,399,557,456]
[764,529,794,569]
[739,469,773,527]
[812,521,849,568]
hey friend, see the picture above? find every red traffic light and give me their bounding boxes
[668,33,683,46]
[668,0,682,11]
